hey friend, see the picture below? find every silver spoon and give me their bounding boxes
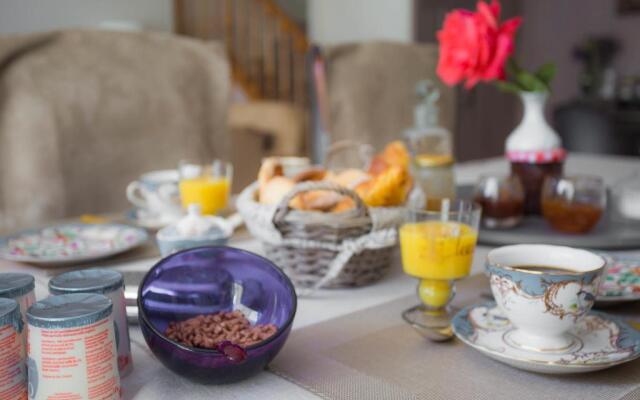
[402,305,455,342]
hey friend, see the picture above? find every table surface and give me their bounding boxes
[2,153,640,400]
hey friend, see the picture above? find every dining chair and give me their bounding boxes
[229,100,307,191]
[0,29,230,232]
[310,41,456,159]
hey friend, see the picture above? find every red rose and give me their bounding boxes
[437,0,522,88]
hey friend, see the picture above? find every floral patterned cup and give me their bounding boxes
[486,244,605,353]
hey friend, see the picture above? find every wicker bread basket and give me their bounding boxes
[237,181,402,290]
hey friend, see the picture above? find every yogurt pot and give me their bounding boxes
[27,293,120,400]
[0,273,36,322]
[0,273,35,353]
[0,298,26,399]
[49,269,133,377]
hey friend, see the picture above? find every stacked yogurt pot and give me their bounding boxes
[0,298,26,399]
[0,272,35,322]
[0,273,35,400]
[27,293,120,399]
[0,267,129,399]
[49,268,133,377]
[0,272,35,352]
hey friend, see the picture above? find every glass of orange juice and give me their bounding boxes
[178,160,233,215]
[400,199,481,339]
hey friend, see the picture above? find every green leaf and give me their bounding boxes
[506,58,521,78]
[535,63,556,86]
[495,81,523,94]
[516,71,549,92]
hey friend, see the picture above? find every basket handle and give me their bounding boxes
[323,140,374,171]
[272,181,369,226]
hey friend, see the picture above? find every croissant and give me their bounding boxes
[368,140,410,176]
[356,165,411,207]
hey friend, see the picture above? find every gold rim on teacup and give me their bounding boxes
[486,244,606,276]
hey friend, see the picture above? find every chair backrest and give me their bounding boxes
[0,30,230,232]
[313,41,456,154]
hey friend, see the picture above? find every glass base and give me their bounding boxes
[402,304,458,342]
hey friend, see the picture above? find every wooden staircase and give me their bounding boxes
[174,0,310,108]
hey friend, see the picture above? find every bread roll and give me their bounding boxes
[329,169,371,189]
[291,190,341,211]
[292,167,327,183]
[259,176,294,205]
[258,157,284,187]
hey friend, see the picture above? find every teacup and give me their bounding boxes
[486,244,605,353]
[127,170,182,218]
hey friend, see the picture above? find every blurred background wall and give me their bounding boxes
[519,0,640,108]
[0,0,638,160]
[0,0,173,33]
[308,0,412,45]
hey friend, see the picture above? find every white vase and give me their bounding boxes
[505,92,561,153]
[506,91,565,216]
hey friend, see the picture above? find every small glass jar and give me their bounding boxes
[613,171,640,221]
[541,175,606,234]
[473,175,525,229]
[411,155,456,209]
[404,80,455,209]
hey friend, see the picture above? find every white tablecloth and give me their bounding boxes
[2,154,639,399]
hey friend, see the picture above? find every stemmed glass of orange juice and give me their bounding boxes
[400,199,481,340]
[178,160,233,215]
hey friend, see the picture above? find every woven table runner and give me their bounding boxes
[271,274,640,400]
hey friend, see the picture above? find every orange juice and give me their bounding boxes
[399,221,477,280]
[179,177,230,215]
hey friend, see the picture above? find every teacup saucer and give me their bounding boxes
[452,301,640,374]
[126,208,182,230]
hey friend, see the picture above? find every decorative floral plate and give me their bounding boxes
[0,224,148,265]
[597,253,640,304]
[452,302,640,374]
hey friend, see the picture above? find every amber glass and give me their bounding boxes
[541,175,606,234]
[473,175,525,229]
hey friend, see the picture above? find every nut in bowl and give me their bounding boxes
[137,246,297,384]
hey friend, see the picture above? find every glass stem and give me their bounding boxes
[417,279,456,312]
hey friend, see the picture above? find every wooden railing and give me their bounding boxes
[174,0,310,108]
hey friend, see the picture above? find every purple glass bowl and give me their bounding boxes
[138,246,297,384]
